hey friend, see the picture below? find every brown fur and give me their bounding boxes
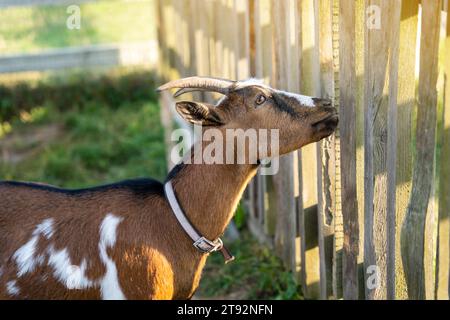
[0,81,337,299]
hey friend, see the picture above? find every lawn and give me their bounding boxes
[0,69,166,186]
[0,0,156,54]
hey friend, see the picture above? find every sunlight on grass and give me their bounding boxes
[0,122,11,138]
[0,0,155,54]
[19,106,48,124]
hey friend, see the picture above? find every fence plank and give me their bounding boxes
[206,0,217,82]
[249,0,266,230]
[401,0,442,300]
[213,0,225,79]
[317,0,336,300]
[394,0,419,300]
[243,0,260,229]
[364,0,399,300]
[297,0,321,299]
[250,0,267,230]
[288,0,302,280]
[354,0,366,299]
[436,3,450,300]
[185,0,197,77]
[338,0,359,300]
[155,0,167,80]
[271,0,297,273]
[257,0,276,238]
[235,0,250,79]
[246,0,257,223]
[165,0,179,80]
[225,0,237,79]
[330,0,343,299]
[386,0,401,300]
[193,0,208,77]
[385,1,402,300]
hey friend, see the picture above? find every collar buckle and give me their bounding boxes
[164,180,233,263]
[193,237,223,253]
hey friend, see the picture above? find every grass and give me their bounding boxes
[0,99,166,188]
[0,69,166,187]
[0,0,155,54]
[197,231,301,300]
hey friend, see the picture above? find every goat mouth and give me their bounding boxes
[311,114,339,129]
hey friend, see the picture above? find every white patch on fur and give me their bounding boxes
[47,246,93,290]
[13,235,39,277]
[13,218,54,276]
[6,280,20,296]
[98,214,125,300]
[35,218,54,239]
[276,90,316,108]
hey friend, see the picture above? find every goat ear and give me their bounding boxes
[175,101,224,126]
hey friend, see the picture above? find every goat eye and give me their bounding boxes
[255,94,266,105]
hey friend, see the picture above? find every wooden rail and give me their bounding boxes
[156,0,450,300]
[0,42,158,74]
[0,0,96,8]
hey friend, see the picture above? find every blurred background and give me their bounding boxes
[0,0,298,300]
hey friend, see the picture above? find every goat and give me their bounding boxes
[0,76,338,299]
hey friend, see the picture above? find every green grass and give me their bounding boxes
[0,69,166,187]
[0,100,166,188]
[197,231,302,300]
[0,0,155,54]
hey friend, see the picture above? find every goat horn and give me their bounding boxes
[173,87,220,98]
[157,76,235,96]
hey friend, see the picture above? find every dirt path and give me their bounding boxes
[0,124,61,164]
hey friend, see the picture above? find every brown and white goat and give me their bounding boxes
[0,77,338,299]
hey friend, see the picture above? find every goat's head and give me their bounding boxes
[158,76,338,157]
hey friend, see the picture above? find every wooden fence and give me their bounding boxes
[156,0,450,300]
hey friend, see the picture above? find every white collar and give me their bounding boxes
[164,180,234,262]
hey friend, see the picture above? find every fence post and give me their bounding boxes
[401,0,442,300]
[338,0,359,300]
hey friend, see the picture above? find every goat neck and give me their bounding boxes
[169,146,258,240]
